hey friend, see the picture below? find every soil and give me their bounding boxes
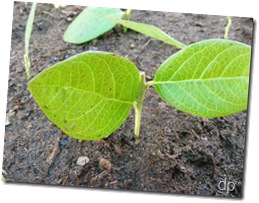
[3,1,253,198]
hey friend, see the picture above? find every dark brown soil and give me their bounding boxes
[3,1,253,198]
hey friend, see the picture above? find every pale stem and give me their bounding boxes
[224,16,232,39]
[134,72,147,138]
[24,54,31,80]
[24,2,37,80]
[123,9,132,33]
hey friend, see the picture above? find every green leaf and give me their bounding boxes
[64,7,124,44]
[153,39,251,118]
[28,52,140,140]
[109,18,186,49]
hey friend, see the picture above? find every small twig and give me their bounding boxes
[46,134,60,164]
[42,11,55,18]
[109,180,118,185]
[209,154,216,178]
[157,149,180,161]
[191,129,201,140]
[90,170,109,183]
[75,171,79,186]
[125,39,151,58]
[164,153,180,161]
[7,105,20,114]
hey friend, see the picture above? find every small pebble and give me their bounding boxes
[130,43,135,48]
[21,84,27,91]
[50,56,58,64]
[5,117,11,126]
[11,50,17,57]
[201,136,208,141]
[88,46,98,51]
[36,21,44,30]
[16,110,28,120]
[76,156,90,166]
[60,139,69,146]
[230,136,236,145]
[66,17,73,22]
[99,158,112,170]
[122,167,131,174]
[163,127,172,136]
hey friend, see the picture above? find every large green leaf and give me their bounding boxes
[109,18,186,49]
[153,39,251,118]
[64,7,124,44]
[28,52,140,140]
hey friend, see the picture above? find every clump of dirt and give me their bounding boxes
[3,2,253,198]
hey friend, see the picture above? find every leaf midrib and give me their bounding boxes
[32,84,134,105]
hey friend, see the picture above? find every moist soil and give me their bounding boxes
[3,2,253,198]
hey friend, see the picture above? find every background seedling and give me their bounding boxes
[63,6,186,49]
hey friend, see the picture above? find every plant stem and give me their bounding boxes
[24,54,31,80]
[224,16,232,39]
[123,9,132,33]
[24,2,37,80]
[134,72,147,138]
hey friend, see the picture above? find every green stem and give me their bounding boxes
[134,72,147,138]
[224,16,232,39]
[123,9,132,33]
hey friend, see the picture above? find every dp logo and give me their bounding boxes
[218,178,236,194]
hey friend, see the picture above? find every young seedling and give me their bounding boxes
[28,39,251,140]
